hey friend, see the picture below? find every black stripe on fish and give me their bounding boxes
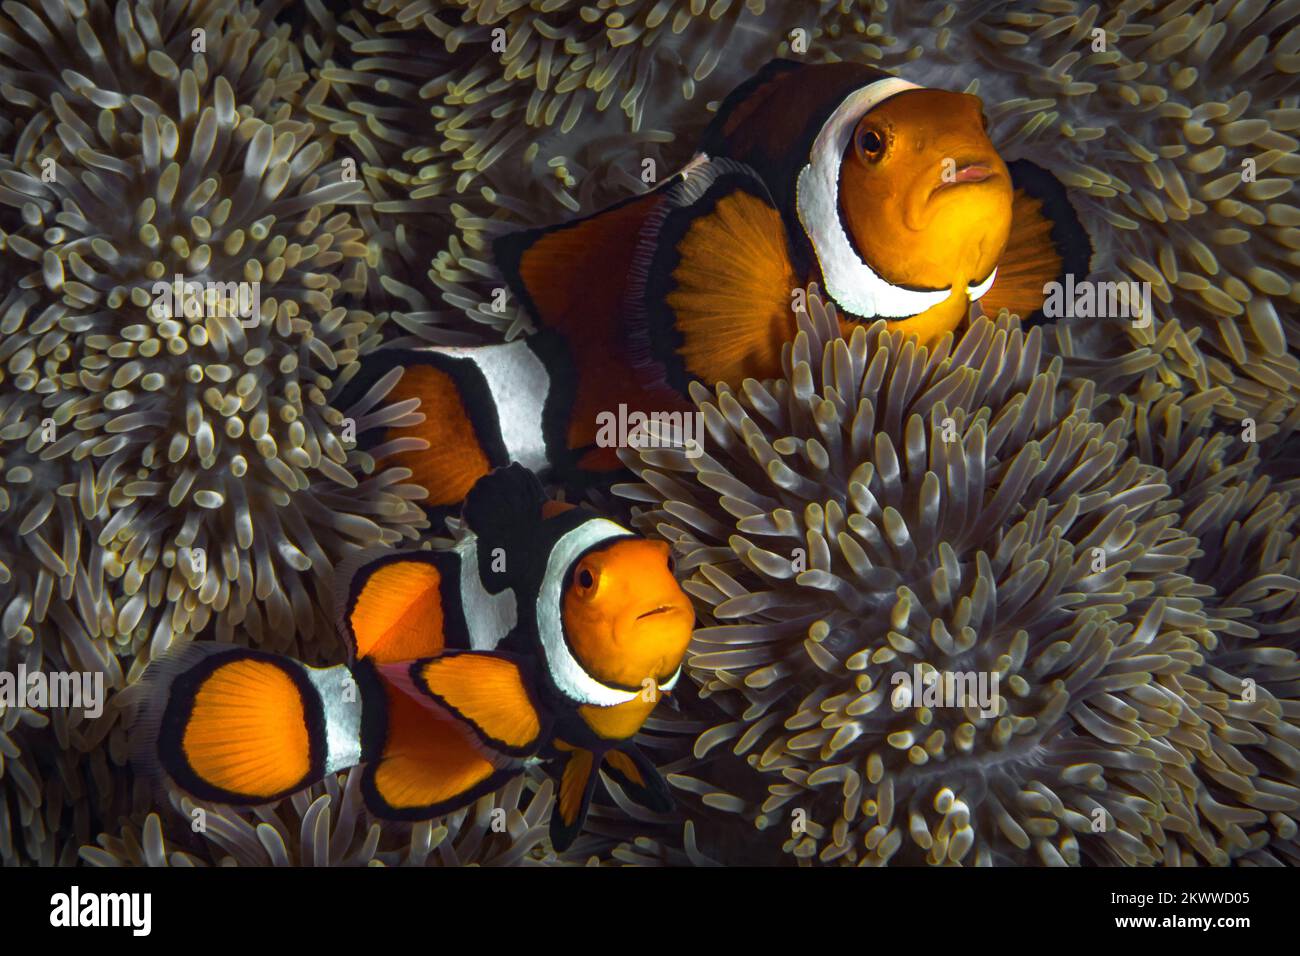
[523,329,582,478]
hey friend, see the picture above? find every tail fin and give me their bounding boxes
[130,643,362,805]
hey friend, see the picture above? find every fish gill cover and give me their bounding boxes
[0,0,1296,867]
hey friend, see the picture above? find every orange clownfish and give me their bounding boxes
[354,58,1092,506]
[131,465,694,851]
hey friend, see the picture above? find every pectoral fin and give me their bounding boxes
[603,743,674,814]
[382,652,546,758]
[979,159,1093,322]
[634,157,799,391]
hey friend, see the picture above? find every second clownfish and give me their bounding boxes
[352,58,1092,506]
[131,465,694,850]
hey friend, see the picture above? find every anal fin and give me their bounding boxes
[361,675,518,820]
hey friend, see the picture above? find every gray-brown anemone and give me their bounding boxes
[293,0,694,344]
[0,0,429,670]
[1122,389,1300,865]
[616,290,1220,866]
[82,769,557,866]
[1,690,140,866]
[0,0,432,865]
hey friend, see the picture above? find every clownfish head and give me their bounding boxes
[837,88,1012,300]
[560,536,694,694]
[793,77,1015,343]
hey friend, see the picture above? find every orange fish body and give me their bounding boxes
[132,465,693,850]
[361,59,1090,507]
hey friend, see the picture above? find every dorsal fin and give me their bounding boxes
[492,189,691,461]
[700,57,804,152]
[462,463,547,539]
[460,464,548,589]
[334,548,467,665]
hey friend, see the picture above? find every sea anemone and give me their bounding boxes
[0,0,432,865]
[4,0,1296,869]
[1123,389,1300,864]
[616,290,1223,865]
[81,769,557,866]
[366,0,776,139]
[290,1,477,340]
[0,684,140,866]
[291,0,695,343]
[557,699,737,865]
[0,0,428,670]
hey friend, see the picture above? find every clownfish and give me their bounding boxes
[130,465,694,850]
[352,58,1091,506]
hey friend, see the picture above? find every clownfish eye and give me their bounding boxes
[575,566,595,593]
[857,127,884,160]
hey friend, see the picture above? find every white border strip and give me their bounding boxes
[795,77,954,319]
[967,267,997,301]
[456,534,518,651]
[304,663,363,773]
[537,519,640,706]
[422,341,551,472]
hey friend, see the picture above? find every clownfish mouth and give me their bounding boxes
[637,604,682,620]
[930,163,998,199]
